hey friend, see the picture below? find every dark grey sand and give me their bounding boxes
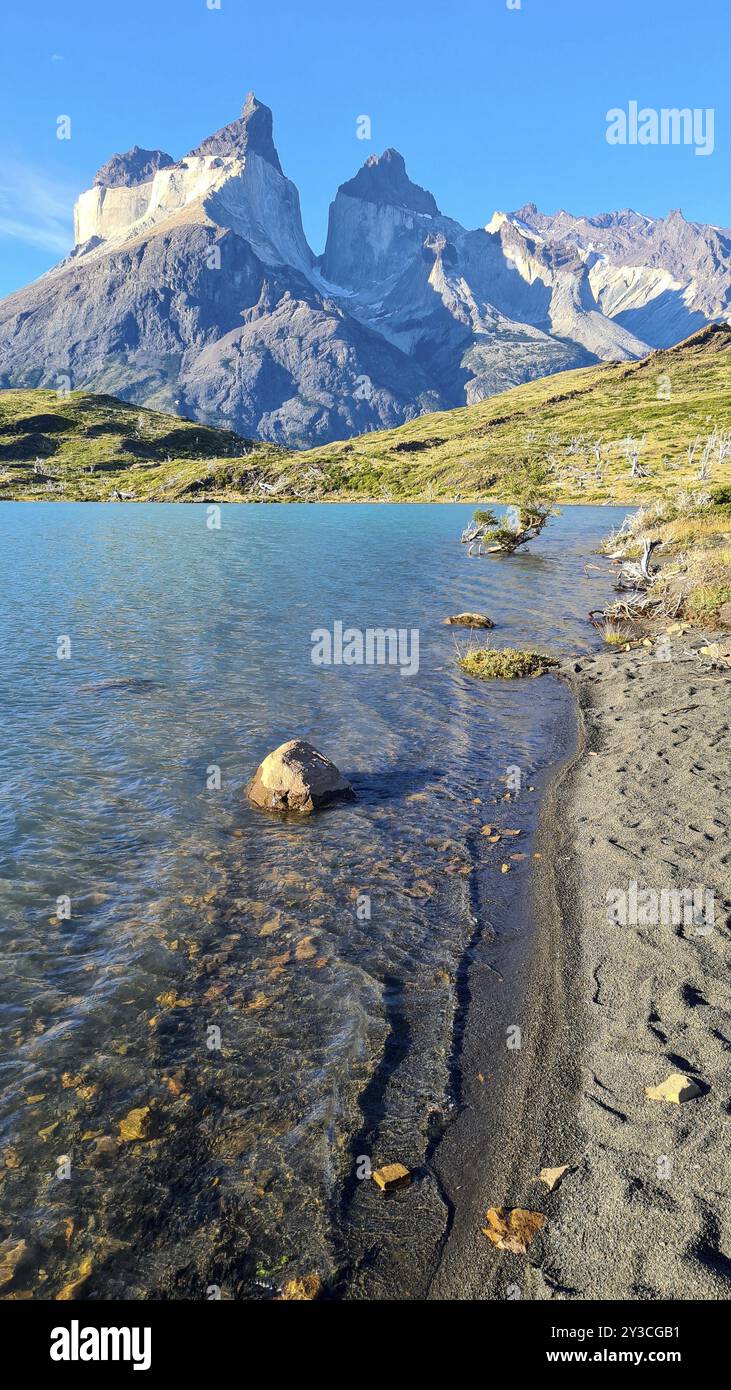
[430,634,731,1300]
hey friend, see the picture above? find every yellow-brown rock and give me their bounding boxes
[0,1238,27,1289]
[248,740,355,814]
[278,1273,321,1300]
[372,1162,412,1192]
[118,1105,152,1142]
[444,613,494,629]
[482,1206,547,1253]
[645,1073,702,1104]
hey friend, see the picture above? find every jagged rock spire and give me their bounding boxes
[338,148,439,216]
[187,91,283,172]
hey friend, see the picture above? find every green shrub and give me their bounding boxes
[710,482,731,510]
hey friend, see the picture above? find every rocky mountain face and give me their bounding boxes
[512,203,731,344]
[1,93,729,448]
[92,146,176,190]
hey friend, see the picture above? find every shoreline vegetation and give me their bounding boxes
[458,648,560,680]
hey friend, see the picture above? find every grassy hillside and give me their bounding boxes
[1,325,730,503]
[0,390,283,501]
[277,324,731,505]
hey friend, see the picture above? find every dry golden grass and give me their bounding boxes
[606,492,731,623]
[660,514,731,545]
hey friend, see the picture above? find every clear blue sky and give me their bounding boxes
[0,0,727,297]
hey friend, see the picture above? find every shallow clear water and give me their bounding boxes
[0,501,625,1299]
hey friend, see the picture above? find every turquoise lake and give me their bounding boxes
[0,501,626,1298]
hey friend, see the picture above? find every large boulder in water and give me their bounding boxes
[248,740,355,814]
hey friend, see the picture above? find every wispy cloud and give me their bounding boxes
[0,161,78,256]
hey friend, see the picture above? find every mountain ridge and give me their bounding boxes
[1,93,729,449]
[3,325,729,504]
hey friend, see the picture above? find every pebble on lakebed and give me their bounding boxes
[372,1162,412,1192]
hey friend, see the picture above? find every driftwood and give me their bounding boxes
[253,476,290,496]
[623,434,649,478]
[589,586,683,631]
[616,538,661,590]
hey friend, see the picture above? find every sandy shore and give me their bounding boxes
[430,630,731,1300]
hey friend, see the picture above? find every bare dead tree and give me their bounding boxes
[616,537,662,589]
[697,426,731,480]
[624,434,649,478]
[697,436,713,481]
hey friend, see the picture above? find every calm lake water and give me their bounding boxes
[0,501,625,1299]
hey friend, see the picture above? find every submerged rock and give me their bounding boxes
[372,1162,412,1192]
[56,1254,94,1301]
[248,739,355,814]
[444,612,494,628]
[277,1273,321,1300]
[0,1237,27,1290]
[79,677,158,694]
[118,1105,152,1142]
